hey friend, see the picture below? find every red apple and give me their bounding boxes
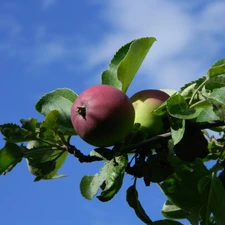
[71,84,135,147]
[130,89,169,137]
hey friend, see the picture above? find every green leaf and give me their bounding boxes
[207,58,225,78]
[196,106,220,123]
[0,142,23,175]
[160,171,202,212]
[167,93,202,120]
[39,110,61,142]
[79,175,100,200]
[102,37,156,92]
[126,184,153,225]
[89,148,114,160]
[180,76,206,100]
[153,100,169,116]
[144,153,174,183]
[0,123,37,143]
[198,173,225,225]
[35,88,78,129]
[173,128,209,162]
[117,37,156,93]
[20,118,39,134]
[205,74,225,91]
[208,87,225,120]
[153,220,183,225]
[40,110,60,132]
[161,200,187,220]
[80,155,127,201]
[25,140,68,181]
[160,89,178,96]
[101,42,131,89]
[186,204,202,225]
[170,118,185,145]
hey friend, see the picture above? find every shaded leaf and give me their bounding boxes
[198,173,225,225]
[160,171,202,212]
[174,128,209,162]
[126,184,153,225]
[0,142,23,175]
[26,140,68,181]
[144,153,174,183]
[153,220,183,225]
[0,123,36,143]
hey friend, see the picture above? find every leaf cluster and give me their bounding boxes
[1,37,225,225]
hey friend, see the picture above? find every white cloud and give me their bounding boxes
[1,0,225,91]
[84,0,225,91]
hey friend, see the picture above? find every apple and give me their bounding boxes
[130,89,169,137]
[71,84,135,147]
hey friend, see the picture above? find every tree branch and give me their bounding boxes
[67,145,103,163]
[67,120,225,163]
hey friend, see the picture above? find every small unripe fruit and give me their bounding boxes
[130,89,169,137]
[71,84,135,147]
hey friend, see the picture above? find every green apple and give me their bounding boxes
[71,84,135,147]
[130,89,169,137]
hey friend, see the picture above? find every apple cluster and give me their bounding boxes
[70,84,169,147]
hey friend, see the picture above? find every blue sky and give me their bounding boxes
[1,1,225,225]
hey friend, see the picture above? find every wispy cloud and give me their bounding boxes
[42,0,57,11]
[84,0,225,90]
[1,0,225,91]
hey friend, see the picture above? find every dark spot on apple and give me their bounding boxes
[77,106,86,119]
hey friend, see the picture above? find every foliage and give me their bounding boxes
[1,37,225,225]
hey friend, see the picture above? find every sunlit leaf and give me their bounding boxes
[169,118,185,145]
[161,200,187,220]
[118,37,156,93]
[102,37,156,93]
[80,155,127,201]
[205,74,225,91]
[196,106,220,122]
[207,58,225,78]
[20,118,39,134]
[208,87,225,120]
[35,88,78,129]
[180,76,206,100]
